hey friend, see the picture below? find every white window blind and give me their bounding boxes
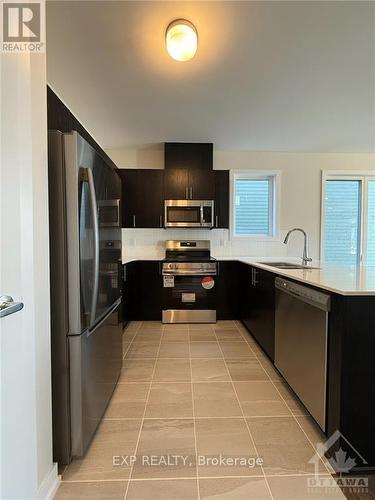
[324,180,361,265]
[322,174,375,266]
[367,180,375,266]
[234,177,275,236]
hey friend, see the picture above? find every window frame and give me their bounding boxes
[320,170,375,265]
[231,170,281,240]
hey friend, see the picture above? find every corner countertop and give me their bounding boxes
[218,257,375,296]
[122,255,375,296]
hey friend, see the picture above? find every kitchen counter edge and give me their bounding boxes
[122,256,375,296]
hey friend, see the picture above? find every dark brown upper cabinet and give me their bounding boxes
[164,169,189,200]
[214,170,230,228]
[118,143,229,229]
[164,142,215,200]
[118,169,164,228]
[165,143,213,171]
[189,168,215,199]
[164,168,215,200]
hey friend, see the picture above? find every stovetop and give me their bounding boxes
[163,256,216,263]
[163,240,215,264]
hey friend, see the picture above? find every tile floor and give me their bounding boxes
[56,320,349,500]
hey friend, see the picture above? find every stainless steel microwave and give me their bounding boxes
[164,200,214,228]
[98,199,121,227]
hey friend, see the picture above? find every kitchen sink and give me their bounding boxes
[257,261,320,270]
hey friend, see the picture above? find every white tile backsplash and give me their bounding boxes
[122,228,292,261]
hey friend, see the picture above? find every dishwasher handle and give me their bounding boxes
[275,277,331,312]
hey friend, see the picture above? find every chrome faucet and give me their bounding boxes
[283,228,312,266]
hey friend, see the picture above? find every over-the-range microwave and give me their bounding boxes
[164,200,214,228]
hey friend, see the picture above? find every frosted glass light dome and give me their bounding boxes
[166,19,198,62]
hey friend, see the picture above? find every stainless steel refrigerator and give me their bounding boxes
[48,130,123,464]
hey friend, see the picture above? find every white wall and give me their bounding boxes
[107,146,375,261]
[0,25,58,500]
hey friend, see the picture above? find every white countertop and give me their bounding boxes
[216,257,375,296]
[122,255,375,296]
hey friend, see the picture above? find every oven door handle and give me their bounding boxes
[162,270,217,276]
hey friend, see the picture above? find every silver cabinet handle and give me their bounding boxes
[133,215,136,227]
[160,215,163,228]
[85,167,99,326]
[253,268,259,286]
[215,215,219,228]
[190,187,193,199]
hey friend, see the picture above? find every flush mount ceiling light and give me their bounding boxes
[166,19,198,62]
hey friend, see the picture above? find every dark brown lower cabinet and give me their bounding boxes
[240,265,275,361]
[216,261,241,319]
[327,294,375,470]
[123,261,162,321]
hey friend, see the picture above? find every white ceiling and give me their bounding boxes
[46,1,375,152]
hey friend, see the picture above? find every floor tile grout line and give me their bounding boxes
[102,414,299,421]
[123,321,164,500]
[60,472,332,484]
[124,356,255,361]
[122,380,300,386]
[233,320,333,476]
[122,321,144,360]
[120,320,145,498]
[188,323,201,500]
[214,325,275,500]
[60,470,335,484]
[64,472,332,483]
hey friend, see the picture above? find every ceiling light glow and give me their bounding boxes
[166,19,198,62]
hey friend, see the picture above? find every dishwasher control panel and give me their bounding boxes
[275,277,331,311]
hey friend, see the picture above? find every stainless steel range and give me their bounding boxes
[162,240,217,323]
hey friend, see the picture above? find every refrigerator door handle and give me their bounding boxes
[85,167,100,326]
[86,297,121,338]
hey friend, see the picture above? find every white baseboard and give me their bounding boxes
[38,463,60,500]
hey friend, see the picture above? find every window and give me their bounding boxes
[366,180,375,266]
[321,173,375,265]
[233,173,278,237]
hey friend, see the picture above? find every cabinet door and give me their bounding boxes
[240,264,256,330]
[119,169,164,228]
[165,143,213,170]
[118,169,138,228]
[136,261,162,321]
[122,262,137,321]
[214,170,229,228]
[248,267,275,361]
[164,169,189,200]
[216,261,241,320]
[136,170,164,228]
[188,169,215,200]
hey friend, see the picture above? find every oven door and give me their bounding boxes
[162,274,217,323]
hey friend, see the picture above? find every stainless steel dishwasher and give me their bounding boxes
[275,277,331,431]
